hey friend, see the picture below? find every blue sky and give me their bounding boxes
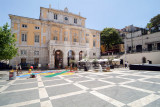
[0,0,160,30]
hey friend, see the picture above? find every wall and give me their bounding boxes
[120,51,160,64]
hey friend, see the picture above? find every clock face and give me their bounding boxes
[65,17,68,20]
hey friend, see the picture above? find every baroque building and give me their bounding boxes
[9,6,100,69]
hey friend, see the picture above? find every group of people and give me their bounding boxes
[125,61,129,68]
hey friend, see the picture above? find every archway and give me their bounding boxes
[67,50,75,66]
[142,57,146,64]
[55,50,63,69]
[79,51,83,61]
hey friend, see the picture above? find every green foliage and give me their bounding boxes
[150,14,160,31]
[0,23,18,60]
[100,28,122,50]
[146,23,152,30]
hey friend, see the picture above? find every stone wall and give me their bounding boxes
[120,51,160,64]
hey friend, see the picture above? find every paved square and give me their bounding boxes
[0,68,160,107]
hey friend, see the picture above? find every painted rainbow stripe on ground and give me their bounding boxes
[17,70,75,78]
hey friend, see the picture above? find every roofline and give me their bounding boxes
[86,28,101,32]
[9,14,40,21]
[9,14,100,32]
[40,7,86,19]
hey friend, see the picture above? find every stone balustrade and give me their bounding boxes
[48,40,89,48]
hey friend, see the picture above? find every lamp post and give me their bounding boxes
[124,33,127,64]
[131,31,133,53]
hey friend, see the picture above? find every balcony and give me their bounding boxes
[48,40,89,48]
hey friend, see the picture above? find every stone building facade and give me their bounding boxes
[9,6,100,68]
[125,32,160,53]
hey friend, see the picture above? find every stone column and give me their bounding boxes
[48,47,55,69]
[59,27,62,41]
[63,49,68,67]
[70,29,72,43]
[75,51,79,62]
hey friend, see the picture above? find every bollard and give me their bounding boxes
[9,69,16,80]
[28,69,31,73]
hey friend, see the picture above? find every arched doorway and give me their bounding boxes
[79,51,83,61]
[142,57,146,64]
[55,50,63,69]
[68,50,75,66]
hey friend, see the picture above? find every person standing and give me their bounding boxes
[19,64,22,74]
[16,64,19,76]
[125,61,127,68]
[127,61,129,68]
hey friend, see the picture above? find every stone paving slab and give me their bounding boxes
[97,86,149,104]
[46,84,82,96]
[41,76,61,81]
[79,80,110,88]
[51,92,116,107]
[86,74,109,79]
[0,81,9,85]
[119,75,144,79]
[68,77,92,82]
[0,89,39,106]
[19,103,41,107]
[125,81,160,92]
[144,78,160,83]
[144,98,160,107]
[14,78,37,84]
[43,79,68,86]
[101,77,130,84]
[5,83,38,91]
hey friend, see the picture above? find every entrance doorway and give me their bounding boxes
[79,51,83,61]
[55,50,63,69]
[148,44,152,51]
[136,45,142,52]
[67,50,75,66]
[142,57,146,64]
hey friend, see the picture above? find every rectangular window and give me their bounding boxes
[21,50,27,55]
[34,51,39,55]
[86,39,89,43]
[53,36,58,40]
[93,35,96,37]
[35,35,39,42]
[93,53,96,56]
[35,26,40,30]
[93,41,96,47]
[86,34,89,36]
[64,37,68,41]
[74,18,77,24]
[74,38,77,42]
[22,24,27,28]
[21,58,26,63]
[34,58,39,64]
[54,14,58,20]
[22,33,27,42]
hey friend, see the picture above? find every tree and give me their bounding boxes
[146,23,152,32]
[0,23,18,61]
[100,28,122,50]
[150,14,160,31]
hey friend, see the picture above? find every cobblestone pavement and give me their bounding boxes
[0,68,160,107]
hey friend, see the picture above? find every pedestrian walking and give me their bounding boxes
[125,61,127,68]
[19,64,22,74]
